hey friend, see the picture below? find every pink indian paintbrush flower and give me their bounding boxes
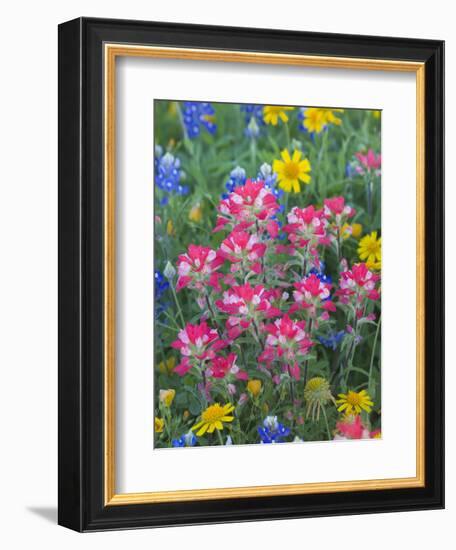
[335,415,371,440]
[259,315,313,380]
[215,283,282,339]
[213,179,280,233]
[283,205,328,246]
[323,196,356,244]
[171,321,228,362]
[218,230,267,275]
[289,273,337,318]
[336,262,381,303]
[205,352,248,380]
[176,244,224,292]
[354,149,381,175]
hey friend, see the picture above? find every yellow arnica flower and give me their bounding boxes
[358,231,381,270]
[159,388,176,407]
[273,149,311,193]
[155,417,164,433]
[341,222,363,240]
[263,105,294,126]
[302,108,344,134]
[336,390,374,415]
[247,379,262,398]
[158,356,176,375]
[192,403,235,436]
[189,203,203,223]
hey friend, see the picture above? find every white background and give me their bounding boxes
[0,0,451,548]
[117,58,417,493]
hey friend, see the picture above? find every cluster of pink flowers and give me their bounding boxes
[214,179,280,236]
[337,263,380,301]
[334,415,381,440]
[171,321,228,376]
[354,149,381,177]
[170,179,381,391]
[215,283,282,339]
[218,231,266,275]
[176,244,224,291]
[259,315,313,380]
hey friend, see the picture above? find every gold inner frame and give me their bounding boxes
[104,44,426,506]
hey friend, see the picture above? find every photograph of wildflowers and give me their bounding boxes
[154,101,382,448]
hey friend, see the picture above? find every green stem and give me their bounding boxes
[285,121,291,149]
[250,137,257,173]
[321,406,332,441]
[170,281,186,327]
[368,315,381,389]
[216,429,224,446]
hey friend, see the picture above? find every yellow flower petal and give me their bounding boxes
[299,158,311,172]
[279,180,292,193]
[281,149,291,163]
[196,423,209,436]
[292,149,302,163]
[207,422,216,434]
[220,416,234,422]
[272,159,284,173]
[214,420,223,430]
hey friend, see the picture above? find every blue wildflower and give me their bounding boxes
[155,270,169,299]
[182,102,217,138]
[317,330,345,350]
[308,263,332,285]
[258,416,291,444]
[155,270,170,317]
[257,162,284,201]
[154,148,188,196]
[241,104,264,138]
[172,431,197,447]
[224,166,247,194]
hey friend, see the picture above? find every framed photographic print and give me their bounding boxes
[58,17,444,531]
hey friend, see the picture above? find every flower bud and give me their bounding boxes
[163,260,176,280]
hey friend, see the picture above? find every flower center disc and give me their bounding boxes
[284,161,299,179]
[202,404,225,423]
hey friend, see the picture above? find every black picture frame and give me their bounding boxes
[58,17,444,532]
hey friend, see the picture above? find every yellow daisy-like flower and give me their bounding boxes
[358,231,381,270]
[336,390,374,415]
[159,388,176,407]
[302,108,344,134]
[247,379,262,398]
[189,203,203,223]
[263,105,295,126]
[158,356,176,375]
[273,149,311,193]
[372,110,381,119]
[191,403,235,436]
[155,417,164,433]
[366,250,381,271]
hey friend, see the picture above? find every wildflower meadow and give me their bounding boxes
[154,101,382,448]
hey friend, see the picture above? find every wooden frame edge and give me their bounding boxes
[104,44,426,506]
